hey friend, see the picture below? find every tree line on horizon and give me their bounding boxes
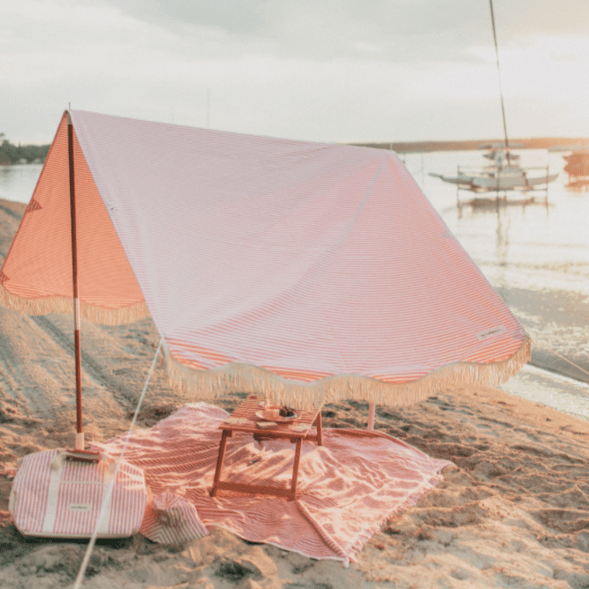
[0,132,50,165]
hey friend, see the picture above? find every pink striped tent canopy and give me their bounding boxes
[0,110,530,408]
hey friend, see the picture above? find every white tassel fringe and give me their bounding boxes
[164,337,532,410]
[0,284,149,326]
[0,284,531,409]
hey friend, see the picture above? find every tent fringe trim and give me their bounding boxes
[0,284,149,326]
[164,336,531,409]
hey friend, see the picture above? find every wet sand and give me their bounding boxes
[1,199,589,587]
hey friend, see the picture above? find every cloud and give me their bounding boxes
[2,0,589,143]
[89,0,490,62]
[93,0,589,61]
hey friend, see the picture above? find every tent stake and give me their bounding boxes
[367,402,375,430]
[67,111,84,451]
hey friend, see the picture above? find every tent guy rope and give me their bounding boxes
[72,335,165,589]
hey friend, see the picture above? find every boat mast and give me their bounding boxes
[489,0,510,155]
[67,111,84,451]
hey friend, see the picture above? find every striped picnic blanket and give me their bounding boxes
[96,403,451,564]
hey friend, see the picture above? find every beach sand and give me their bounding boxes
[1,200,588,588]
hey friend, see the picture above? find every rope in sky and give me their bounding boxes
[489,0,510,151]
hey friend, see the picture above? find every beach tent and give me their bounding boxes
[2,110,530,542]
[0,110,530,415]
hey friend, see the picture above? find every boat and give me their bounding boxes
[430,145,558,193]
[548,145,589,190]
[431,0,557,197]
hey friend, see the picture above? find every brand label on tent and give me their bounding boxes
[69,503,91,512]
[477,326,506,341]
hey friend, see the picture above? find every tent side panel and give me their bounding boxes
[72,124,147,320]
[0,113,147,325]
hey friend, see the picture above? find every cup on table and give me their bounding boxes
[263,406,280,419]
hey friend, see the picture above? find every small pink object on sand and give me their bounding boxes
[140,492,209,544]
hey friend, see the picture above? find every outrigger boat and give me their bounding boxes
[430,144,558,193]
[431,0,558,197]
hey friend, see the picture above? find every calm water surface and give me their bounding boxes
[0,163,43,204]
[406,149,589,371]
[1,152,588,420]
[405,149,589,420]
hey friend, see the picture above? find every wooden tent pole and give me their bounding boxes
[67,111,84,451]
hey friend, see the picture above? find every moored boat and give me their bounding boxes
[430,145,557,193]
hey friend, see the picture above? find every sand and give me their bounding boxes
[1,199,589,588]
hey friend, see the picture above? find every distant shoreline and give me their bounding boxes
[1,137,587,160]
[348,137,589,154]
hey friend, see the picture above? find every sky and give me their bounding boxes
[2,0,589,145]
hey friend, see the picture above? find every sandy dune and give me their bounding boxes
[1,199,588,588]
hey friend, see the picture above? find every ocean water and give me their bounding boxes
[0,163,43,204]
[1,151,588,421]
[404,149,589,421]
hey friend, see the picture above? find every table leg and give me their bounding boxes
[368,402,376,430]
[290,438,303,500]
[316,410,323,446]
[210,430,229,497]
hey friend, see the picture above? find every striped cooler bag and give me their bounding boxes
[9,449,148,538]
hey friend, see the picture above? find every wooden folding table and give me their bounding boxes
[210,395,323,501]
